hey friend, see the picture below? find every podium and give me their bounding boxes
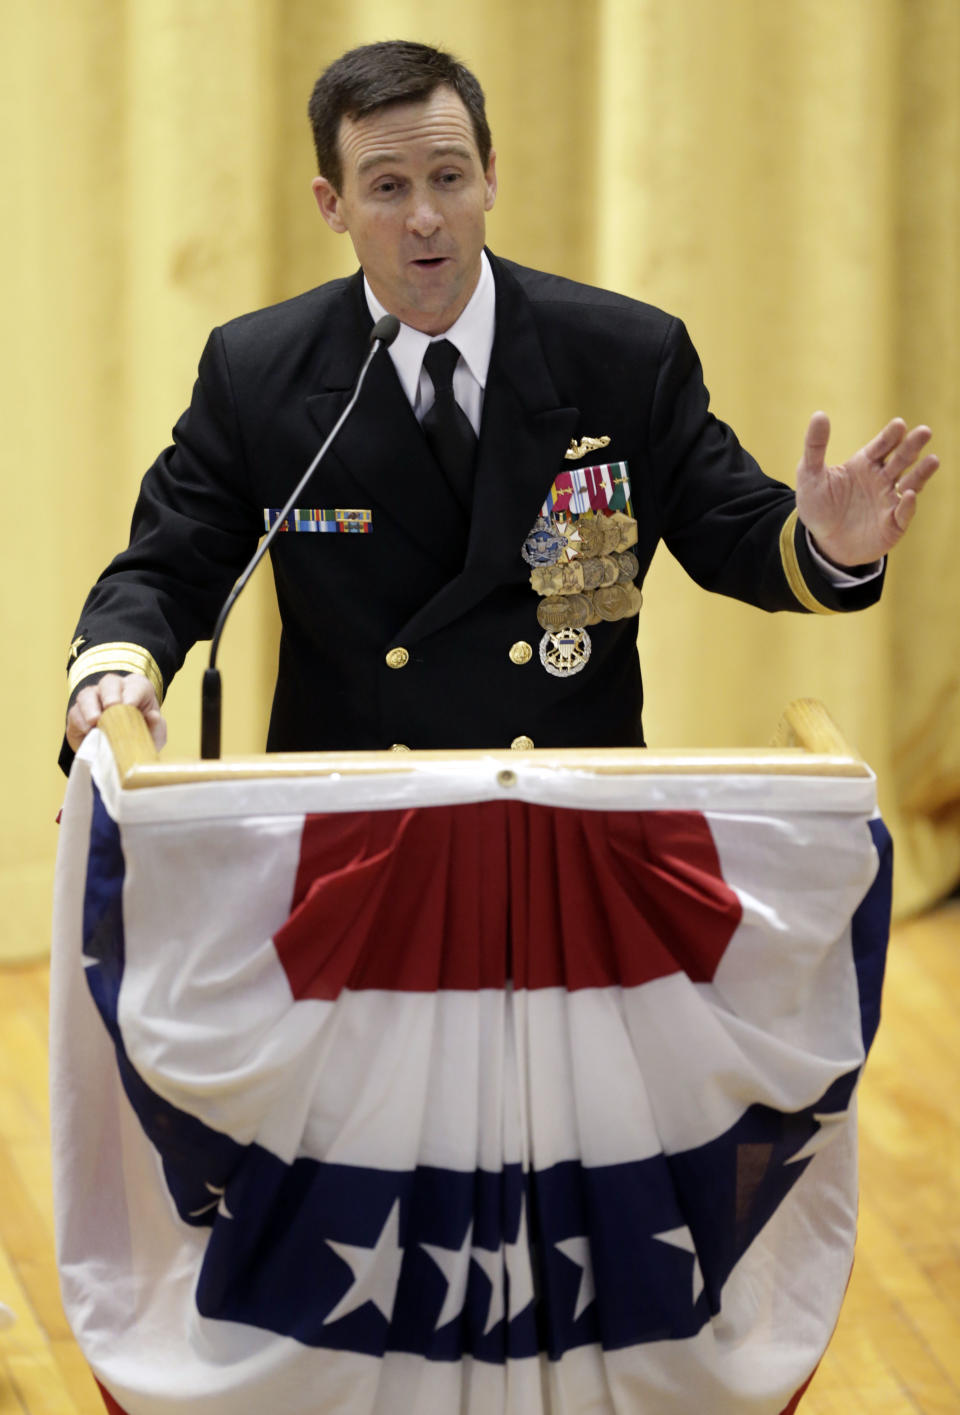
[51,703,891,1415]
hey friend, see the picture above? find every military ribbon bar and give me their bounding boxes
[540,462,632,519]
[264,508,372,533]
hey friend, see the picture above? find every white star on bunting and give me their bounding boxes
[470,1243,505,1335]
[784,1110,848,1164]
[504,1198,536,1321]
[555,1236,596,1321]
[421,1198,536,1335]
[324,1199,404,1325]
[188,1182,233,1220]
[652,1225,704,1305]
[421,1222,474,1331]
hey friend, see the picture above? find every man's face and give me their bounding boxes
[312,86,497,335]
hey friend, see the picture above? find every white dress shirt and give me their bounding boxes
[363,250,495,437]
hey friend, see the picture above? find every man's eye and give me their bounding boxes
[374,180,399,195]
[437,171,462,186]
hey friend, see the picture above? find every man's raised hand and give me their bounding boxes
[796,412,939,567]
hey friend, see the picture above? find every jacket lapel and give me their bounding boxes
[394,256,579,644]
[304,275,468,577]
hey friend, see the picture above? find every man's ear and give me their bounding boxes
[312,176,348,234]
[483,150,498,212]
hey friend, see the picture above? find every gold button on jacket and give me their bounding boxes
[385,647,409,669]
[510,735,535,751]
[509,641,533,665]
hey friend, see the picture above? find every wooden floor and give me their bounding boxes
[1,904,958,1414]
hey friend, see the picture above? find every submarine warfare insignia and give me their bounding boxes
[565,435,611,462]
[523,461,642,677]
[540,627,592,677]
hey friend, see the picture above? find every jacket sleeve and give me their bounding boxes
[648,317,885,615]
[64,329,263,698]
[60,328,263,772]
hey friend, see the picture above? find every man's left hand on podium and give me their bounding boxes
[796,411,940,569]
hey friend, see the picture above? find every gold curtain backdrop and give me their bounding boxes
[2,0,957,962]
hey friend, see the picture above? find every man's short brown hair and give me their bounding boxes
[308,40,492,193]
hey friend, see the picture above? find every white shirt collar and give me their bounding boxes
[363,250,495,408]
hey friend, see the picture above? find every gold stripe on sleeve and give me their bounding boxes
[68,643,165,703]
[778,509,839,616]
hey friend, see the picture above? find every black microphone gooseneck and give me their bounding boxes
[200,313,401,759]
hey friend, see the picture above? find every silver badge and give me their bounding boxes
[539,627,592,677]
[521,516,564,567]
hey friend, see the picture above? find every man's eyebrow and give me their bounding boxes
[355,144,475,176]
[427,144,474,162]
[356,151,402,176]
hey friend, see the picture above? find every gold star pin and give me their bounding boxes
[69,636,86,660]
[565,435,611,462]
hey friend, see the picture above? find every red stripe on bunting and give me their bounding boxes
[779,1366,817,1412]
[273,803,741,1001]
[95,1379,131,1415]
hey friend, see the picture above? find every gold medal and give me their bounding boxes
[530,561,585,594]
[615,550,640,582]
[609,512,638,552]
[579,557,605,591]
[572,516,605,558]
[537,594,592,631]
[593,584,632,621]
[595,516,619,555]
[564,593,592,628]
[530,565,559,594]
[598,555,620,587]
[537,595,573,630]
[622,582,644,615]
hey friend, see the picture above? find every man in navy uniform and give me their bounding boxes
[62,41,938,765]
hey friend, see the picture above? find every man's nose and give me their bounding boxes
[406,192,443,237]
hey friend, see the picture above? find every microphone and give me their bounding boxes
[200,313,401,759]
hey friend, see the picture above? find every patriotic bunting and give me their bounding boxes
[51,733,890,1415]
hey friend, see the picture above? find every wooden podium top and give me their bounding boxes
[98,698,871,791]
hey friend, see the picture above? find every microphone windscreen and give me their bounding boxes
[370,314,401,348]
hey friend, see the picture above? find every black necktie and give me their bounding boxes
[422,340,477,513]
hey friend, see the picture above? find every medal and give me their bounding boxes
[592,584,632,621]
[570,515,605,558]
[525,467,640,667]
[622,582,644,615]
[521,516,564,567]
[530,561,585,595]
[537,594,591,631]
[609,512,638,551]
[598,555,620,587]
[539,627,592,677]
[615,550,640,581]
[597,516,621,555]
[547,518,578,562]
